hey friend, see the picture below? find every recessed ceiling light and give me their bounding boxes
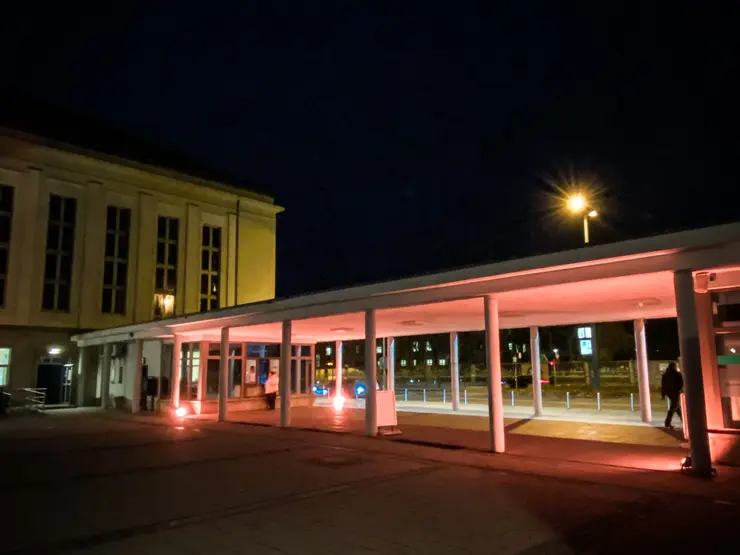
[330,327,353,333]
[399,320,425,327]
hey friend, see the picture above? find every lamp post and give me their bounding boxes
[566,194,598,244]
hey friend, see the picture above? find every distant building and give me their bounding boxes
[0,102,282,402]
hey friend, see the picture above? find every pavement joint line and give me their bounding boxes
[5,444,315,493]
[0,460,443,555]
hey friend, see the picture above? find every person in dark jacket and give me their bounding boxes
[661,362,684,429]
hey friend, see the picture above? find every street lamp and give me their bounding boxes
[566,194,598,244]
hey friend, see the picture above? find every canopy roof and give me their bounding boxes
[73,222,740,347]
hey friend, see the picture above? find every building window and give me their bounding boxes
[0,185,14,307]
[426,359,433,366]
[376,345,383,354]
[42,194,77,312]
[101,206,131,314]
[413,359,417,367]
[400,359,407,367]
[154,216,179,318]
[325,346,332,356]
[0,347,10,386]
[200,225,221,312]
[439,359,447,366]
[425,341,432,352]
[412,341,419,353]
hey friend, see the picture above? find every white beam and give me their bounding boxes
[530,326,543,417]
[484,296,505,453]
[132,339,144,414]
[634,319,652,423]
[218,328,229,422]
[335,340,343,397]
[450,332,460,411]
[387,336,395,391]
[365,309,378,437]
[100,344,112,410]
[279,320,292,427]
[171,335,182,408]
[674,269,712,475]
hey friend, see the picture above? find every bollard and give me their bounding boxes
[597,392,601,411]
[423,389,427,403]
[630,393,635,412]
[404,388,408,402]
[566,391,570,409]
[443,388,446,404]
[511,390,515,406]
[464,389,468,404]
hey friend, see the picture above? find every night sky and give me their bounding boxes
[2,3,738,297]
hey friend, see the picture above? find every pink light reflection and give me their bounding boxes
[332,395,346,411]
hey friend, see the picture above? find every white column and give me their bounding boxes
[335,340,343,397]
[484,296,505,453]
[100,343,112,409]
[365,309,378,437]
[634,319,652,423]
[76,346,86,406]
[387,336,395,390]
[530,326,543,417]
[293,346,301,394]
[279,320,292,427]
[450,332,460,411]
[218,328,229,422]
[132,339,144,414]
[310,344,316,391]
[171,335,182,408]
[674,270,712,475]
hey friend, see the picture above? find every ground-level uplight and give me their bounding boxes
[175,406,188,418]
[332,395,345,411]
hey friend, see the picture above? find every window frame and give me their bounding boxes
[199,225,221,312]
[101,205,131,315]
[42,194,77,312]
[0,184,14,308]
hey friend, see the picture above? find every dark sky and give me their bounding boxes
[2,3,738,297]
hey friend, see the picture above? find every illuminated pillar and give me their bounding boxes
[365,309,378,437]
[674,270,712,475]
[484,296,505,453]
[310,344,316,391]
[634,319,652,423]
[132,339,144,414]
[293,346,301,394]
[100,343,112,409]
[335,340,343,397]
[450,332,460,411]
[387,336,395,390]
[171,335,182,408]
[530,326,543,417]
[218,328,229,422]
[279,320,292,427]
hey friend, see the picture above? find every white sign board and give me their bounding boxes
[376,390,398,428]
[579,339,593,356]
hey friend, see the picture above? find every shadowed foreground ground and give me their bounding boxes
[1,410,738,555]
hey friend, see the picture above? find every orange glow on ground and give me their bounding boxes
[175,407,188,418]
[333,395,346,411]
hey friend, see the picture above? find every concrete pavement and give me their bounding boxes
[1,410,739,555]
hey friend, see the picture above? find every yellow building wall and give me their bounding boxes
[237,212,277,305]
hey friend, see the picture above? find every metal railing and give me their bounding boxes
[17,388,47,411]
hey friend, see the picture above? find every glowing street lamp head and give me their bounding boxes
[588,210,598,218]
[566,194,587,213]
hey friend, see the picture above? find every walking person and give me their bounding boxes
[661,362,684,429]
[264,369,279,410]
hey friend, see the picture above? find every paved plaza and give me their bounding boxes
[1,409,739,555]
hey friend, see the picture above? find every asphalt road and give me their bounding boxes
[1,410,737,555]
